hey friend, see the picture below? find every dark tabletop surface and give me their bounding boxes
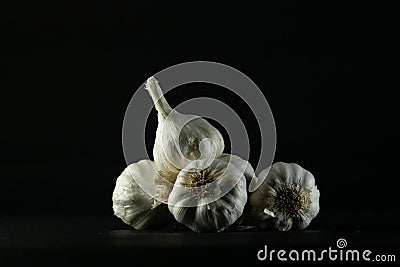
[1,212,399,266]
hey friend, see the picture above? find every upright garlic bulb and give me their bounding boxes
[112,160,173,230]
[168,158,247,232]
[145,77,225,183]
[249,162,320,231]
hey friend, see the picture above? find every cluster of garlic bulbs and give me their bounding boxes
[112,76,320,232]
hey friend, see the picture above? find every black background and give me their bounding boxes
[1,1,399,265]
[2,1,397,217]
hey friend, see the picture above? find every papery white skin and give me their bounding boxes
[168,158,247,232]
[218,153,256,226]
[219,153,255,188]
[145,77,224,183]
[249,162,320,231]
[112,160,173,230]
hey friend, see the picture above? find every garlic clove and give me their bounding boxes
[145,77,225,183]
[168,158,247,232]
[218,153,256,188]
[218,154,257,228]
[249,162,320,231]
[112,160,173,230]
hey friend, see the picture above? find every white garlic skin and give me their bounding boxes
[249,162,320,231]
[168,158,247,232]
[218,153,256,226]
[146,77,225,182]
[112,160,173,230]
[219,153,255,188]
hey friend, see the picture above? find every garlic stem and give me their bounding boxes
[145,76,173,118]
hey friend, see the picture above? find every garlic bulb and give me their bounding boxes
[249,162,320,231]
[112,160,173,230]
[168,158,247,232]
[145,77,225,183]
